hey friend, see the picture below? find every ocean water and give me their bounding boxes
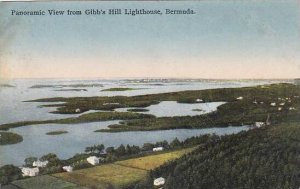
[0,78,290,166]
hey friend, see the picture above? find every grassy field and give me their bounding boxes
[115,148,194,170]
[11,175,89,189]
[54,148,194,189]
[54,164,147,189]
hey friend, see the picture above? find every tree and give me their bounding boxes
[0,165,22,184]
[142,143,154,151]
[106,147,115,154]
[24,157,37,167]
[85,146,92,153]
[40,153,57,162]
[116,144,126,156]
[96,144,105,154]
[170,138,181,148]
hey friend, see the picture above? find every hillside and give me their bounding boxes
[135,122,300,189]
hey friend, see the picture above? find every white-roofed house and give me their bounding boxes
[21,167,39,177]
[236,96,243,100]
[153,177,165,187]
[87,156,100,165]
[62,166,73,172]
[254,122,265,128]
[32,160,48,168]
[153,147,164,152]
[196,98,203,102]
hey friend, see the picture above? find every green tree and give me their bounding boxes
[0,165,22,184]
[24,157,37,167]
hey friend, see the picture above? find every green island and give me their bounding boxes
[30,84,103,88]
[192,108,203,112]
[0,112,155,130]
[0,84,15,88]
[46,130,69,135]
[0,132,23,145]
[54,89,88,92]
[101,87,144,91]
[1,83,299,133]
[127,108,149,112]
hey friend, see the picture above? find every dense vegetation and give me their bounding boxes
[0,132,23,145]
[133,122,300,189]
[0,165,22,184]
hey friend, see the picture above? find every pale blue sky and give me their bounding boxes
[0,1,299,79]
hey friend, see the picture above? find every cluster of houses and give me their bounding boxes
[20,156,105,177]
[21,160,48,177]
[270,96,297,111]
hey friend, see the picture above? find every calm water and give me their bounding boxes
[0,79,290,166]
[115,101,226,117]
[0,122,249,166]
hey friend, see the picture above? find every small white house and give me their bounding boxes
[254,122,265,128]
[62,166,73,172]
[289,107,296,110]
[32,160,48,168]
[196,99,203,102]
[279,102,285,106]
[236,96,243,100]
[75,108,81,113]
[278,107,282,111]
[153,147,164,152]
[270,102,276,106]
[153,177,165,186]
[87,156,100,165]
[21,167,39,177]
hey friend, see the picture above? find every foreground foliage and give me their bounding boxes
[134,122,300,189]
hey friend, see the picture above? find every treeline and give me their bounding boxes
[133,122,300,189]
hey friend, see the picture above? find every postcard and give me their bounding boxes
[0,1,299,189]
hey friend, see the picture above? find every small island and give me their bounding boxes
[46,130,69,135]
[101,87,144,92]
[192,109,203,112]
[54,89,87,92]
[0,132,23,145]
[127,108,149,112]
[0,84,15,88]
